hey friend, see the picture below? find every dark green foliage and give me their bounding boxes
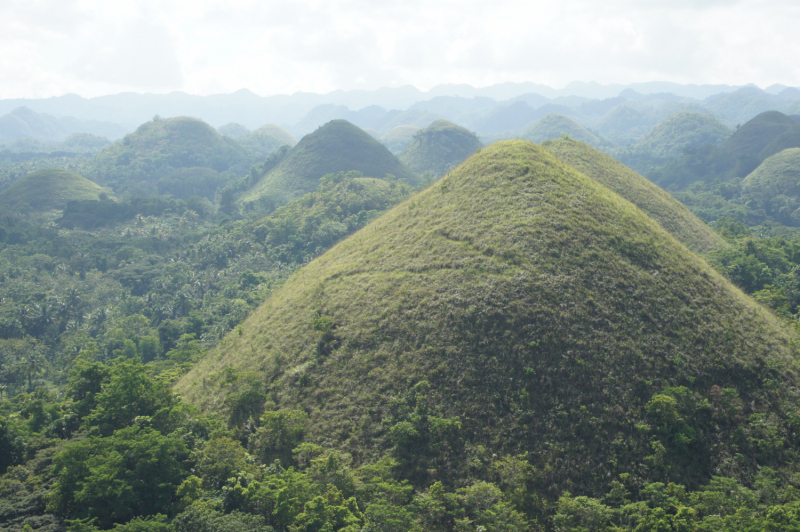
[242,120,420,208]
[49,425,188,527]
[173,502,271,532]
[84,358,174,434]
[398,120,482,178]
[181,141,800,502]
[249,409,308,466]
[157,167,228,201]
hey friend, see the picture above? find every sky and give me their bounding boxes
[0,0,799,99]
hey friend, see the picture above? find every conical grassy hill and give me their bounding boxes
[0,168,109,211]
[179,141,799,496]
[521,113,604,147]
[242,120,420,207]
[542,137,728,253]
[741,148,800,224]
[398,120,483,178]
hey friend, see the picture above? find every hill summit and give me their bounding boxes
[742,147,800,224]
[0,168,108,211]
[242,119,420,208]
[87,116,251,193]
[521,113,606,147]
[180,140,798,496]
[633,111,732,158]
[542,137,728,253]
[398,120,483,178]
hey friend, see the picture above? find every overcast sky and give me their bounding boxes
[1,0,798,99]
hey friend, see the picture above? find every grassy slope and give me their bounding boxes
[88,117,251,185]
[380,125,421,153]
[742,147,800,203]
[521,114,604,147]
[242,120,420,206]
[398,120,483,178]
[634,111,732,158]
[721,111,799,160]
[0,168,108,211]
[542,137,729,253]
[179,140,798,495]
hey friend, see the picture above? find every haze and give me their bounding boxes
[1,0,799,99]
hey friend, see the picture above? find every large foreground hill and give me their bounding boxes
[179,141,799,496]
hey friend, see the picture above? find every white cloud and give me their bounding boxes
[0,0,798,98]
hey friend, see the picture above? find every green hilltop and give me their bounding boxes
[633,111,732,159]
[398,119,483,178]
[0,168,109,212]
[236,124,298,159]
[521,113,606,147]
[543,137,728,253]
[741,148,800,225]
[87,116,252,193]
[179,140,798,497]
[217,122,250,138]
[380,125,421,153]
[241,119,420,208]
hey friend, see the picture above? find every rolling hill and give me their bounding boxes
[235,124,298,159]
[720,110,800,175]
[87,116,252,193]
[542,137,728,253]
[0,168,109,211]
[741,148,800,224]
[520,113,606,147]
[380,125,421,153]
[241,119,420,208]
[398,120,483,178]
[633,111,732,158]
[179,140,798,496]
[217,122,250,137]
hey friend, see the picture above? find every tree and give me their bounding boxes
[249,409,308,465]
[49,426,188,528]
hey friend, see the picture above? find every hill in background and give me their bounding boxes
[380,125,421,153]
[86,116,252,195]
[241,119,419,209]
[0,107,129,144]
[631,111,732,159]
[179,140,798,497]
[521,113,607,147]
[398,120,483,178]
[542,137,728,253]
[741,148,800,225]
[217,122,250,137]
[0,168,109,211]
[235,124,298,159]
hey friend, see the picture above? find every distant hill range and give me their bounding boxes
[2,82,799,148]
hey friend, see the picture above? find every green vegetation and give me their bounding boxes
[542,137,728,253]
[86,117,252,196]
[741,148,800,225]
[520,114,607,148]
[380,125,422,154]
[242,119,420,209]
[631,111,732,159]
[235,125,298,159]
[649,111,800,190]
[0,168,109,212]
[157,167,227,201]
[181,141,799,519]
[398,120,483,179]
